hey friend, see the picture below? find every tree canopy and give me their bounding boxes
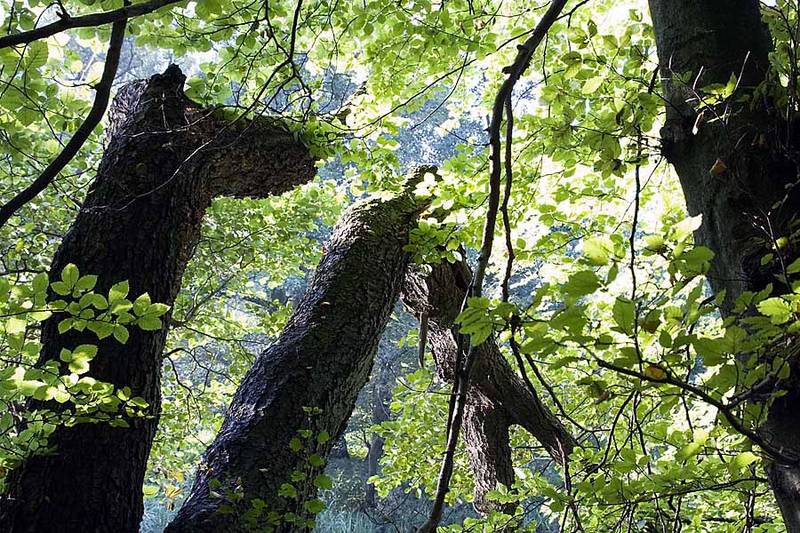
[1,0,800,531]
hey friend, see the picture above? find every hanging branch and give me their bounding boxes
[500,95,515,302]
[417,1,570,531]
[0,17,127,231]
[0,0,180,49]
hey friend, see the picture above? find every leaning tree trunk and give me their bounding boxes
[401,260,576,512]
[648,1,800,528]
[0,65,316,533]
[166,173,430,532]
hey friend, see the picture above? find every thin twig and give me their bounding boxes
[594,358,798,465]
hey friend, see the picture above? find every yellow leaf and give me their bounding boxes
[644,364,667,381]
[164,485,182,500]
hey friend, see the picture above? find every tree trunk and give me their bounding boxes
[166,176,429,532]
[648,1,800,528]
[401,260,576,512]
[0,65,316,533]
[365,362,391,508]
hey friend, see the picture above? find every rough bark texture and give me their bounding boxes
[401,260,576,511]
[166,179,429,532]
[0,65,316,533]
[648,1,800,528]
[649,0,778,307]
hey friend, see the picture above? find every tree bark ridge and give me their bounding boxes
[167,173,431,532]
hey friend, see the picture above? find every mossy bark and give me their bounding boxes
[167,180,428,532]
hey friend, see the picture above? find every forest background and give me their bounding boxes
[1,0,799,532]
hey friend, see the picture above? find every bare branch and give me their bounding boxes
[0,0,180,49]
[0,17,127,230]
[418,1,570,530]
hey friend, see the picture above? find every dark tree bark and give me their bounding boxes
[401,260,576,512]
[648,1,800,528]
[461,392,515,513]
[166,177,429,532]
[0,65,316,533]
[365,362,391,508]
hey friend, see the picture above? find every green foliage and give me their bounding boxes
[4,0,800,530]
[209,407,332,532]
[0,264,161,488]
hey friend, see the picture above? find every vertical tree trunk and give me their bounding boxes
[0,65,316,533]
[648,1,800,528]
[166,175,429,532]
[401,260,576,512]
[365,362,391,508]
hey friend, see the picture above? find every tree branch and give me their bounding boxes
[0,0,180,49]
[418,1,569,530]
[0,17,126,230]
[594,358,799,465]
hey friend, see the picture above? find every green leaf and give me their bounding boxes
[304,498,326,514]
[69,359,91,375]
[51,281,71,296]
[729,451,759,474]
[565,270,601,297]
[672,215,702,242]
[61,264,79,287]
[58,318,73,334]
[6,316,26,336]
[88,321,114,339]
[582,237,611,265]
[136,316,162,331]
[786,257,800,274]
[692,337,725,366]
[757,297,793,324]
[75,275,98,291]
[677,431,708,460]
[313,474,333,490]
[278,483,298,499]
[67,344,98,374]
[73,344,98,359]
[582,76,604,94]
[32,273,49,293]
[113,325,130,344]
[145,302,170,317]
[109,281,130,302]
[133,293,152,315]
[90,294,109,310]
[612,297,635,335]
[643,235,665,252]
